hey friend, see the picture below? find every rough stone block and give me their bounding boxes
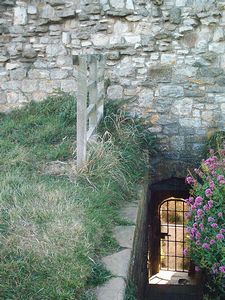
[1,0,16,6]
[2,81,21,91]
[91,34,109,47]
[124,34,141,44]
[198,67,223,78]
[172,98,193,116]
[138,88,154,107]
[27,6,37,15]
[126,0,134,10]
[161,53,176,64]
[62,32,71,44]
[114,20,129,34]
[14,7,27,25]
[22,46,37,59]
[179,118,201,128]
[102,249,131,277]
[28,69,50,79]
[160,85,184,98]
[46,44,67,57]
[107,85,123,99]
[40,80,60,93]
[209,42,225,54]
[169,7,182,24]
[61,79,77,92]
[40,4,55,19]
[56,56,73,68]
[47,0,65,6]
[170,135,185,151]
[21,80,38,93]
[10,68,27,80]
[6,63,20,70]
[149,67,172,83]
[96,277,126,300]
[109,0,125,9]
[6,91,19,103]
[176,0,187,6]
[50,69,68,80]
[0,92,7,104]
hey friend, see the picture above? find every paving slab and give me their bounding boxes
[96,277,126,300]
[113,225,135,249]
[102,249,131,277]
[120,202,138,224]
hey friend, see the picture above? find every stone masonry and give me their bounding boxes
[0,0,225,179]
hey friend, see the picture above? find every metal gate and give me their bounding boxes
[159,197,190,272]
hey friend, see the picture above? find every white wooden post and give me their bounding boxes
[89,55,98,132]
[74,54,105,170]
[76,56,88,169]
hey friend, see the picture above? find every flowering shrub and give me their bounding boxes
[185,146,225,296]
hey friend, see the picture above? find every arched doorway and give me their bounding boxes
[159,198,190,272]
[147,177,190,277]
[145,178,203,299]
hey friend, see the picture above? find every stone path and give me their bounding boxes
[95,201,138,300]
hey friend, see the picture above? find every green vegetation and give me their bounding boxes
[0,93,156,299]
[124,280,137,300]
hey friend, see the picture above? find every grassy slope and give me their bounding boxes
[0,93,156,299]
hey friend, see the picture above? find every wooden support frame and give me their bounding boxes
[73,54,105,169]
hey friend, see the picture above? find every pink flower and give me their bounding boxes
[211,223,218,228]
[217,175,224,181]
[208,217,215,222]
[219,266,225,273]
[216,233,224,240]
[218,212,223,218]
[199,223,204,230]
[197,209,204,217]
[209,181,215,190]
[205,188,213,198]
[196,231,201,239]
[208,200,214,208]
[220,229,225,234]
[202,243,210,250]
[186,176,195,185]
[210,239,216,245]
[203,204,209,211]
[194,196,203,206]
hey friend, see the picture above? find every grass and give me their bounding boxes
[124,281,137,300]
[0,92,156,299]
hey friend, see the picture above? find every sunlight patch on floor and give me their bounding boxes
[149,271,196,285]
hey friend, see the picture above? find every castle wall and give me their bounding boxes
[0,0,224,179]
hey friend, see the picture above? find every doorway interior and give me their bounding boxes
[145,178,203,300]
[147,177,190,279]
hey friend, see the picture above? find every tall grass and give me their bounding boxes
[0,92,157,299]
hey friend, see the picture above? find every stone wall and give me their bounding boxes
[0,0,225,178]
